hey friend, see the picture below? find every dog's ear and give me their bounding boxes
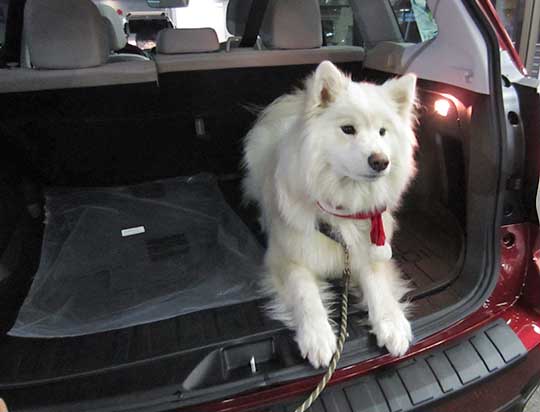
[384,73,417,121]
[308,61,348,109]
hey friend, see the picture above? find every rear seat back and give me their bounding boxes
[152,0,364,177]
[0,0,164,185]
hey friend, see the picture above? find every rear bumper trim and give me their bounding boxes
[269,319,526,412]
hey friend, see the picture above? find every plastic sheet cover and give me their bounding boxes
[9,175,263,337]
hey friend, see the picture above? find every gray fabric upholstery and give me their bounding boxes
[103,18,119,51]
[10,0,158,92]
[25,0,109,69]
[226,0,252,36]
[156,28,220,54]
[0,61,158,93]
[154,46,365,73]
[260,0,322,49]
[99,5,150,62]
[153,0,350,75]
[19,21,31,68]
[98,4,127,51]
[154,0,361,75]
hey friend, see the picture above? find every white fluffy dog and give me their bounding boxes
[243,61,417,368]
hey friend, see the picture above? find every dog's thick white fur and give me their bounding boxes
[243,61,417,368]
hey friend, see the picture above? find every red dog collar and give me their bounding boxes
[317,202,387,246]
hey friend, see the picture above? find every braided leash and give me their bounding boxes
[294,243,351,412]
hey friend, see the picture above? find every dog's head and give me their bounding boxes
[300,61,417,211]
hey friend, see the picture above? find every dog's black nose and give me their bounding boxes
[368,153,389,172]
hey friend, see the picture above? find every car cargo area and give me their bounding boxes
[0,67,474,395]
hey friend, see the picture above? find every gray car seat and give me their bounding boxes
[224,0,262,50]
[154,0,364,74]
[97,4,149,62]
[0,0,157,93]
[156,28,220,54]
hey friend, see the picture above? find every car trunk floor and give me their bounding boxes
[0,179,464,388]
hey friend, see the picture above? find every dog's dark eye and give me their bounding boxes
[341,125,356,135]
[379,127,386,136]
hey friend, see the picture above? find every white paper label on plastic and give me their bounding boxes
[121,226,146,237]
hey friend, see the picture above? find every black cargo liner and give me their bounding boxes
[0,319,526,412]
[0,192,463,389]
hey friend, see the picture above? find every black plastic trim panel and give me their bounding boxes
[270,320,526,412]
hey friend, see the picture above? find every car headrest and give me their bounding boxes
[98,4,127,52]
[260,0,322,49]
[24,0,109,69]
[226,0,252,37]
[156,28,219,54]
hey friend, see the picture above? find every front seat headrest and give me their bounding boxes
[156,28,220,54]
[260,0,322,49]
[98,4,127,52]
[226,0,253,37]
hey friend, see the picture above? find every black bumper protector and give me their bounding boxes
[0,320,526,412]
[270,320,526,412]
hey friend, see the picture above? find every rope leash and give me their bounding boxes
[294,243,351,412]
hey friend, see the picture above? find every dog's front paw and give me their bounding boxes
[296,320,337,368]
[371,309,412,357]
